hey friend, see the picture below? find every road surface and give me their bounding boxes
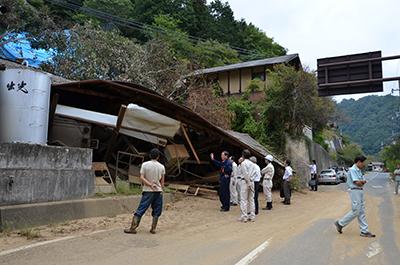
[1,172,399,264]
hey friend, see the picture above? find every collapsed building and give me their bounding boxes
[0,58,285,205]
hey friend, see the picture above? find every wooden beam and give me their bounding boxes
[48,93,59,129]
[180,123,200,164]
[103,105,127,162]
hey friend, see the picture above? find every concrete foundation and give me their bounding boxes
[0,142,94,206]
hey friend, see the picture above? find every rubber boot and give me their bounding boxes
[269,201,273,209]
[124,215,141,234]
[150,216,159,234]
[262,203,269,210]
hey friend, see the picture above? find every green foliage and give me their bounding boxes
[0,221,14,234]
[337,143,365,167]
[381,141,400,173]
[260,65,339,154]
[227,64,341,156]
[227,87,261,140]
[331,153,337,161]
[115,182,142,195]
[313,131,330,153]
[337,94,400,156]
[19,225,41,239]
[246,78,265,92]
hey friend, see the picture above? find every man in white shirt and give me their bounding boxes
[303,160,317,191]
[236,157,243,202]
[261,155,274,210]
[282,159,293,205]
[124,148,165,234]
[250,156,261,215]
[229,156,238,206]
[238,150,257,222]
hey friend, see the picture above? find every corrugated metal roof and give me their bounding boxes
[193,53,300,75]
[224,130,285,168]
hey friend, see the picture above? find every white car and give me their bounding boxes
[318,169,340,184]
[332,166,347,182]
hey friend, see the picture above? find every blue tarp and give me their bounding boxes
[0,33,52,67]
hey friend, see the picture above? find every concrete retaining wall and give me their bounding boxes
[285,137,337,188]
[0,142,94,206]
[0,194,175,230]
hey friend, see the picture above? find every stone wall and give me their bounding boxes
[285,137,337,188]
[0,143,94,206]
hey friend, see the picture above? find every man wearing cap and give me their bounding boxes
[261,155,275,210]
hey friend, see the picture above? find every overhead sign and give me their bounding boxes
[317,51,383,97]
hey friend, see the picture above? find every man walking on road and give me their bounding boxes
[211,151,232,212]
[238,149,257,222]
[394,164,400,194]
[261,155,274,210]
[282,159,292,205]
[334,155,376,237]
[124,148,165,234]
[229,156,239,206]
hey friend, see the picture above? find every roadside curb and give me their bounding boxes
[0,193,175,230]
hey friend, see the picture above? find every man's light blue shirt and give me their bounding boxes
[346,164,364,189]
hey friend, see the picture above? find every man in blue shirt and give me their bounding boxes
[334,155,375,237]
[211,151,232,212]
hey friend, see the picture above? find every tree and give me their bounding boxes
[381,141,400,173]
[0,0,58,58]
[259,64,340,153]
[40,22,196,102]
[337,143,365,167]
[185,83,233,129]
[226,64,342,155]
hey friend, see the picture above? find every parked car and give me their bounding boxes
[318,169,340,184]
[336,167,348,182]
[331,166,347,182]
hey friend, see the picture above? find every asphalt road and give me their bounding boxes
[251,172,400,265]
[1,172,399,265]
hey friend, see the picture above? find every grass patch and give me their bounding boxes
[1,221,14,235]
[19,225,41,239]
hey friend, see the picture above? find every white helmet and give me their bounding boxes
[265,155,273,162]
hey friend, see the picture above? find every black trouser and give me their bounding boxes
[254,181,260,214]
[284,180,291,203]
[311,174,318,191]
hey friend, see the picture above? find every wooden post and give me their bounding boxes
[103,105,127,162]
[180,122,200,164]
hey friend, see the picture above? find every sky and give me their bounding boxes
[209,0,400,102]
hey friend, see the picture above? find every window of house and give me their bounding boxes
[252,72,265,81]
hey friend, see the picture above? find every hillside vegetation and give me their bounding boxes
[337,94,400,156]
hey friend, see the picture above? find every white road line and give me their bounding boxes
[366,241,381,258]
[88,230,107,235]
[235,237,272,265]
[0,236,77,256]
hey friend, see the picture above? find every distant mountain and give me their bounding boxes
[337,94,400,156]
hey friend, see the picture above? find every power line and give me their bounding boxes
[43,0,265,58]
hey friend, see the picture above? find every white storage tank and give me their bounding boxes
[0,68,51,145]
